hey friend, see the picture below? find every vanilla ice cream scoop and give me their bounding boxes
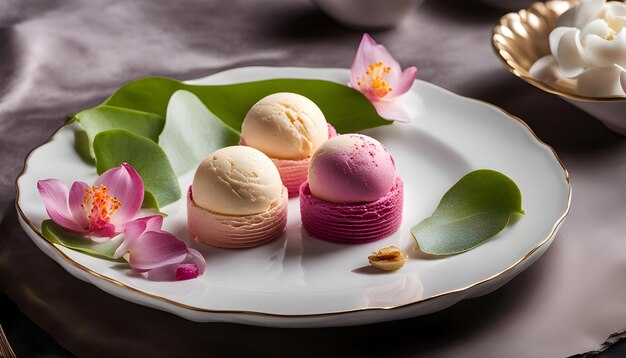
[241,93,328,160]
[192,146,282,216]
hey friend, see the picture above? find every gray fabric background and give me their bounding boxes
[1,0,626,356]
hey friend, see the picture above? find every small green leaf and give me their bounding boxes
[75,105,165,158]
[65,113,76,124]
[73,128,95,165]
[159,90,240,175]
[93,129,181,209]
[141,190,160,210]
[41,220,124,261]
[411,169,525,255]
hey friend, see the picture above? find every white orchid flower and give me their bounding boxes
[533,0,626,96]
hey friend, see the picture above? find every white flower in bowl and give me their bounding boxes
[536,0,626,96]
[495,0,626,135]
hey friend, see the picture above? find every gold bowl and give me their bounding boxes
[492,0,626,135]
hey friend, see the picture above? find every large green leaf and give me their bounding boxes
[101,77,390,133]
[411,169,525,255]
[159,90,240,175]
[41,219,124,261]
[93,130,181,209]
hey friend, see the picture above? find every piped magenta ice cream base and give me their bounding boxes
[187,186,288,248]
[299,178,403,244]
[241,123,338,198]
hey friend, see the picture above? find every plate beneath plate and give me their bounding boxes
[15,67,570,328]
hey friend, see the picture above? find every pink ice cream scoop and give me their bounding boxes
[300,134,403,244]
[308,133,397,203]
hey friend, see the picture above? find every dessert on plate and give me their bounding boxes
[240,92,336,198]
[187,145,288,248]
[299,134,403,243]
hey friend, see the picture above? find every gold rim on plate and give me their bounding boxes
[492,0,626,103]
[14,87,572,320]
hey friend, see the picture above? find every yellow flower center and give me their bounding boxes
[357,62,393,98]
[82,185,121,228]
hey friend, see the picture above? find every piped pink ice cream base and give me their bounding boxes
[299,177,403,244]
[187,186,288,249]
[271,157,309,198]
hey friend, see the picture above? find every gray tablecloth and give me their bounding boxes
[1,0,626,356]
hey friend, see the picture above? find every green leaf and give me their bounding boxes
[93,129,181,209]
[142,191,160,211]
[75,105,165,158]
[41,219,124,261]
[73,128,95,165]
[411,169,525,255]
[104,77,183,117]
[159,90,240,175]
[102,77,390,133]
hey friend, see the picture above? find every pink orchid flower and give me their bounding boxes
[37,163,144,242]
[114,215,206,281]
[349,34,418,123]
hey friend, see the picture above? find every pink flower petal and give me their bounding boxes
[114,223,145,258]
[144,264,178,281]
[127,231,189,272]
[143,263,197,281]
[96,163,144,226]
[123,219,147,242]
[373,102,410,123]
[126,215,164,241]
[144,250,205,281]
[115,215,164,258]
[37,179,86,233]
[186,248,206,275]
[144,215,165,232]
[327,123,338,138]
[349,34,378,88]
[386,66,417,100]
[89,224,117,241]
[175,264,200,281]
[365,34,402,81]
[349,33,416,109]
[68,181,89,229]
[350,34,402,93]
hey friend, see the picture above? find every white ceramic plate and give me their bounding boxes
[16,67,571,328]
